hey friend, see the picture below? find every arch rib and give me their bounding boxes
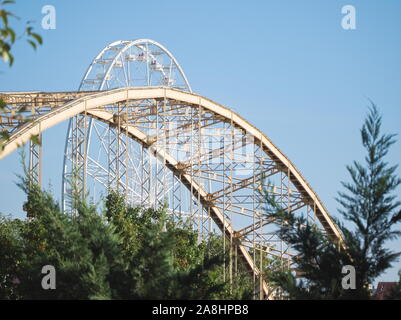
[0,86,345,298]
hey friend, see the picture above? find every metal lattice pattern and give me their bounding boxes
[0,87,344,299]
[0,38,345,300]
[62,39,192,212]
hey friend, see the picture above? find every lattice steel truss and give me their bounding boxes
[0,87,345,299]
[0,39,345,300]
[62,39,192,213]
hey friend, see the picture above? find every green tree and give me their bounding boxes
[262,103,401,299]
[0,182,253,299]
[0,214,25,299]
[1,0,42,66]
[104,190,253,299]
[8,179,125,299]
[336,104,401,290]
[261,197,354,299]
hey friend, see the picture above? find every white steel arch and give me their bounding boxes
[62,39,192,212]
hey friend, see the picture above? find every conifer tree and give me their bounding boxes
[336,104,401,289]
[0,169,254,299]
[263,103,401,299]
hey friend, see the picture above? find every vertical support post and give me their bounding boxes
[252,134,256,299]
[67,110,88,215]
[197,102,202,242]
[258,138,264,300]
[222,121,226,284]
[108,102,128,196]
[229,116,234,294]
[28,134,42,186]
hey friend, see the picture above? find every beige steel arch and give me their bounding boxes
[0,86,345,298]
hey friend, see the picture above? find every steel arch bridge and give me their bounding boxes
[0,39,344,299]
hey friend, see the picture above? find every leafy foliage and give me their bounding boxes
[1,0,43,152]
[103,190,253,299]
[262,103,401,299]
[0,178,254,299]
[261,195,355,299]
[0,0,42,66]
[337,103,401,285]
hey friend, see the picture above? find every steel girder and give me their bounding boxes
[0,87,345,299]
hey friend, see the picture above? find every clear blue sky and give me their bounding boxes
[1,0,400,284]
